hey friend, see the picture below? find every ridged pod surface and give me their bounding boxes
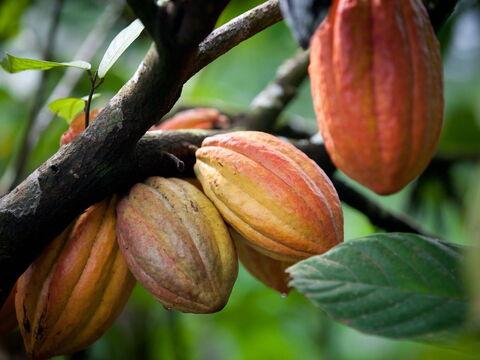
[150,108,229,131]
[309,0,443,195]
[195,131,343,262]
[232,230,292,294]
[0,285,17,335]
[16,197,135,359]
[116,177,238,313]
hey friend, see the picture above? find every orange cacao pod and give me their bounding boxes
[194,131,343,262]
[16,197,135,359]
[116,177,238,313]
[0,285,17,335]
[60,109,101,145]
[232,230,292,294]
[309,0,443,195]
[150,108,229,131]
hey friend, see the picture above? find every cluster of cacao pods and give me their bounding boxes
[309,0,443,195]
[2,107,343,358]
[2,0,445,356]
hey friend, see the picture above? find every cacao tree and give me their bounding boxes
[0,0,479,359]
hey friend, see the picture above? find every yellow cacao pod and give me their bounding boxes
[0,285,17,335]
[116,177,238,314]
[309,0,443,195]
[194,131,343,262]
[232,230,292,295]
[16,197,135,359]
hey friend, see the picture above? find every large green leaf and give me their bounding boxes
[288,233,468,341]
[1,54,91,73]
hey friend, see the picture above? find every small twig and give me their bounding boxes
[84,71,99,128]
[243,50,309,131]
[191,0,283,77]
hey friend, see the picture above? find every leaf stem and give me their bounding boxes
[85,70,99,128]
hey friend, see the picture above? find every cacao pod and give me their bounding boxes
[309,0,443,195]
[0,285,17,335]
[116,177,238,313]
[232,230,292,295]
[60,109,101,145]
[150,108,229,131]
[194,131,343,262]
[16,197,135,359]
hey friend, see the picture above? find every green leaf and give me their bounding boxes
[288,233,468,341]
[48,97,85,123]
[0,54,91,73]
[97,19,144,79]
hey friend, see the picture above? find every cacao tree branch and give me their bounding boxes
[191,0,283,77]
[241,50,310,132]
[331,178,436,237]
[0,0,282,306]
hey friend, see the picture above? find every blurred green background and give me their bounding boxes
[1,0,480,359]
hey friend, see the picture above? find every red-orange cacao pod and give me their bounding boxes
[150,108,229,131]
[15,197,135,359]
[309,0,443,195]
[0,285,17,335]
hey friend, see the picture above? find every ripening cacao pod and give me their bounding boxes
[194,131,343,262]
[16,197,135,359]
[60,109,101,145]
[116,177,238,313]
[309,0,443,195]
[150,108,229,131]
[0,285,17,335]
[232,230,292,295]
